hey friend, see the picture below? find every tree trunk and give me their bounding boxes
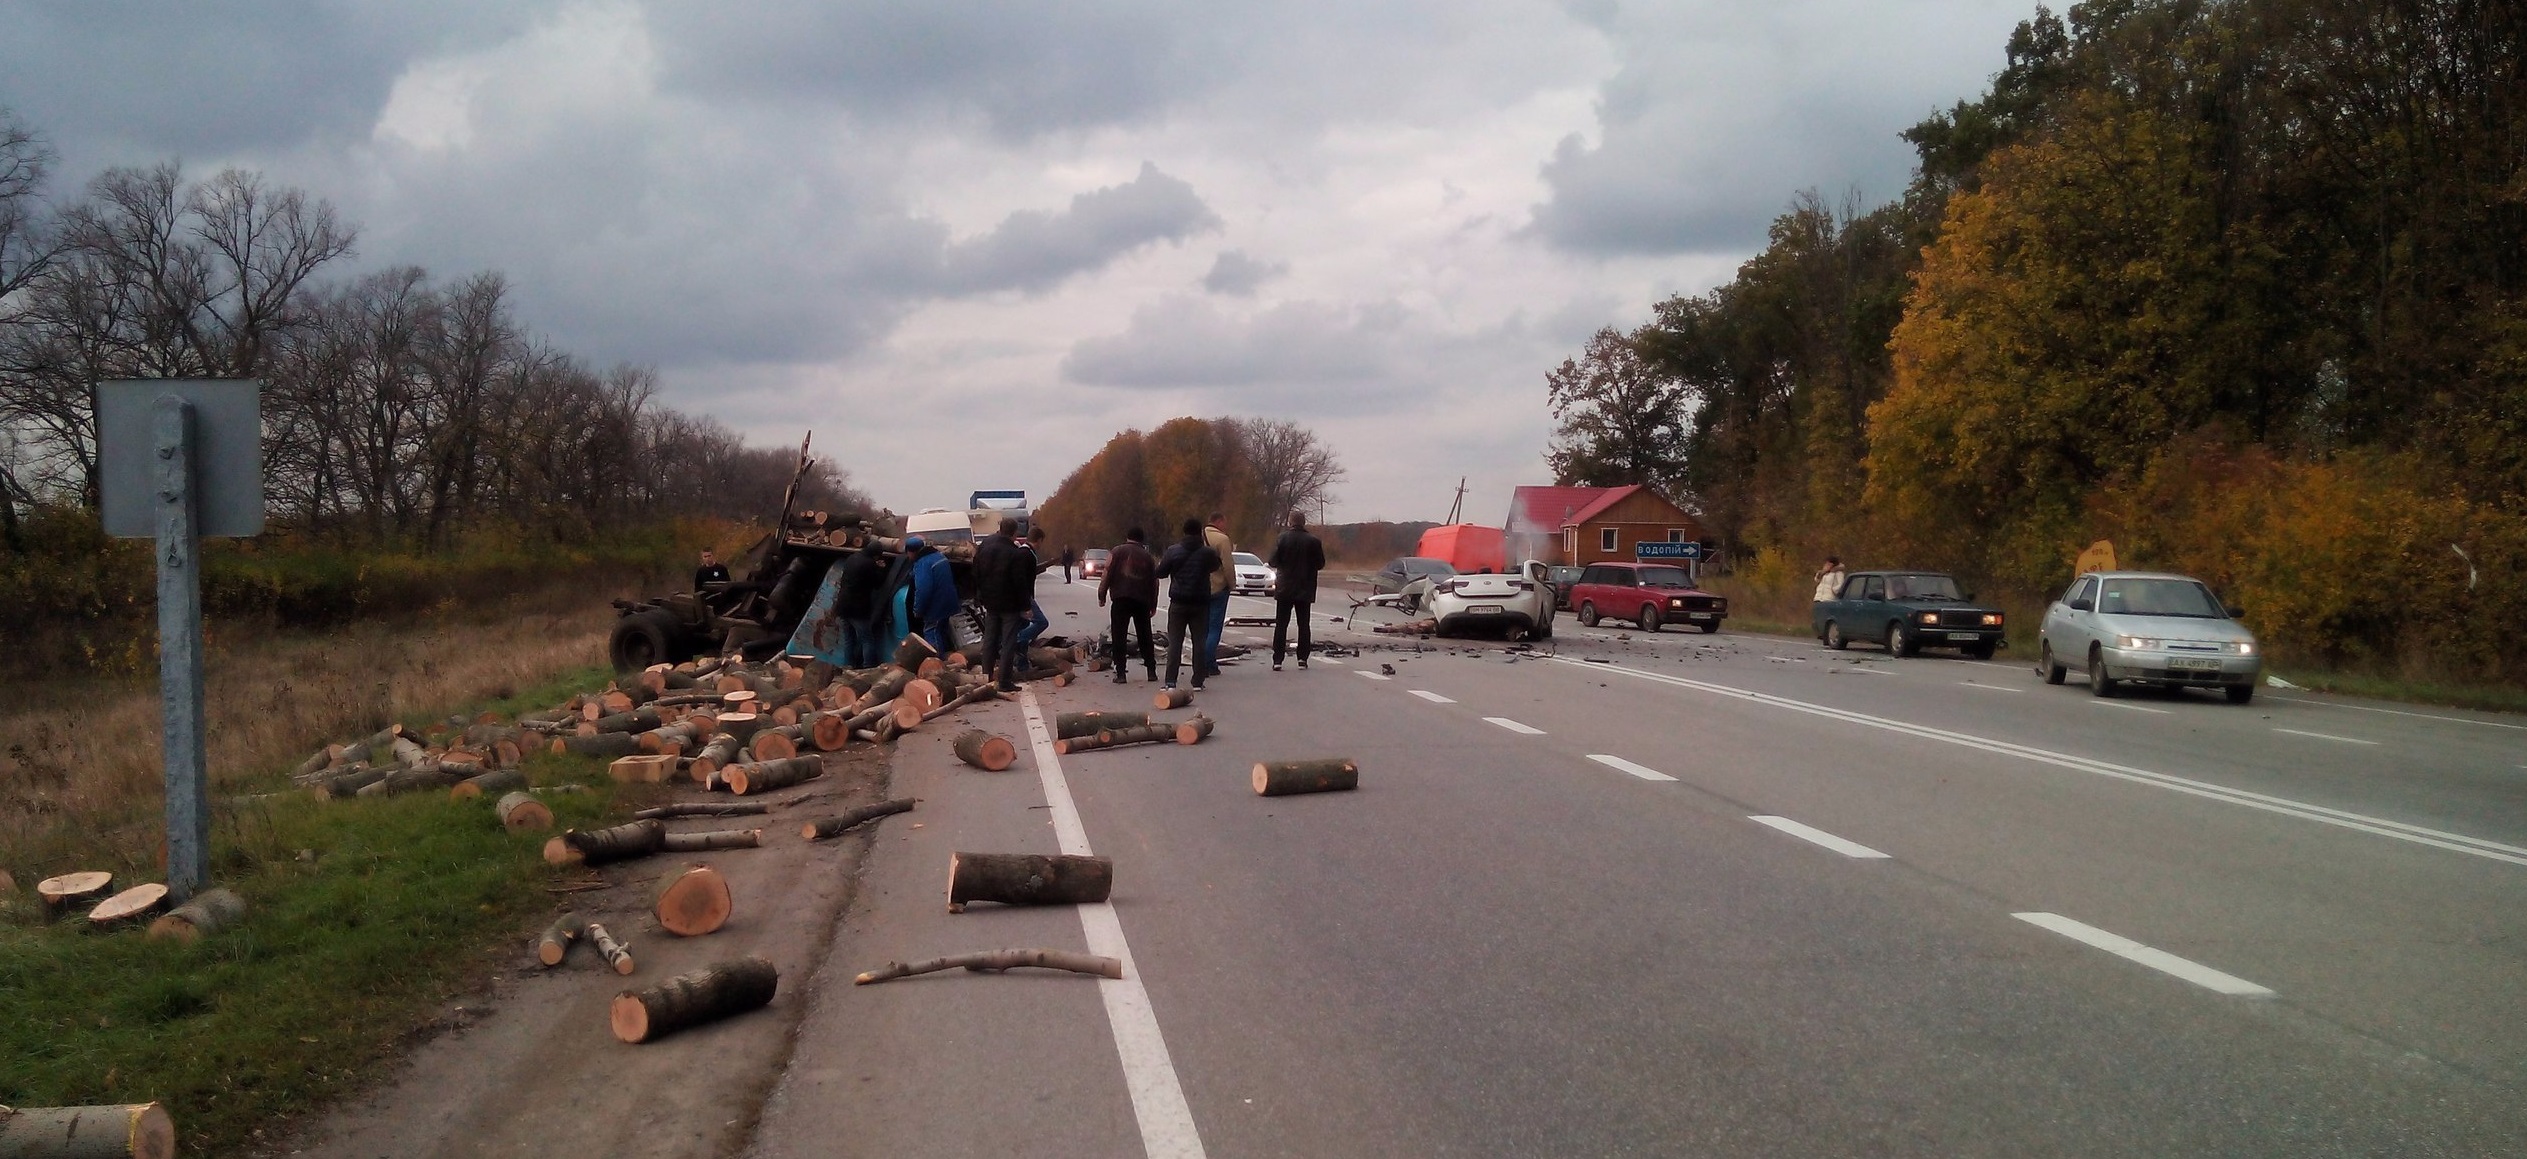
[86,883,169,928]
[892,632,939,673]
[634,802,769,820]
[726,756,823,796]
[952,730,1018,771]
[716,712,763,744]
[0,1102,176,1159]
[1174,715,1215,745]
[749,724,804,762]
[689,733,742,781]
[450,767,527,800]
[496,791,554,832]
[36,872,113,921]
[610,956,779,1043]
[1252,758,1359,796]
[653,864,733,937]
[557,732,643,759]
[898,678,943,715]
[808,711,852,751]
[853,668,913,711]
[800,798,915,841]
[1152,687,1195,710]
[919,683,999,724]
[310,764,390,799]
[355,762,461,798]
[946,852,1113,913]
[1056,723,1173,753]
[641,721,704,754]
[662,829,761,854]
[1054,710,1146,740]
[587,921,635,975]
[547,819,666,866]
[536,912,587,966]
[145,888,245,943]
[854,948,1121,985]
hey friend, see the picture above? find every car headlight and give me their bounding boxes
[2116,635,2161,649]
[1981,613,2003,626]
[1919,611,1939,624]
[2232,641,2256,655]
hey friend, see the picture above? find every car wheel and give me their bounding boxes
[1824,621,1847,650]
[608,610,673,672]
[1639,605,1662,632]
[2040,641,2067,685]
[1699,622,1720,634]
[2226,682,2256,705]
[1578,602,1600,627]
[1889,621,1917,657]
[2088,646,2117,697]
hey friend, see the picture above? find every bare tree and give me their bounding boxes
[1235,418,1345,522]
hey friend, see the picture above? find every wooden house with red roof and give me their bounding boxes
[1504,484,1705,567]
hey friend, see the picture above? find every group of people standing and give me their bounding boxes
[1097,512,1325,690]
[808,519,1054,694]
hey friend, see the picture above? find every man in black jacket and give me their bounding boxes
[1154,518,1220,690]
[973,517,1039,692]
[836,539,888,669]
[1267,512,1327,670]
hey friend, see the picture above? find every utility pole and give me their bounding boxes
[1443,477,1467,525]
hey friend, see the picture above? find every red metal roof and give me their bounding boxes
[1559,484,1646,528]
[1504,485,1617,534]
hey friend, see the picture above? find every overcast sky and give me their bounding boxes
[3,0,2030,524]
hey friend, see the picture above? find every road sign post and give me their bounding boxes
[98,380,263,903]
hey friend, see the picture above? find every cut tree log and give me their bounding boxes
[1252,758,1359,797]
[1058,723,1177,753]
[640,721,704,754]
[587,921,635,975]
[291,747,334,780]
[536,912,588,966]
[808,711,851,751]
[653,864,733,936]
[662,829,761,854]
[726,756,823,796]
[591,708,663,735]
[688,733,742,782]
[545,819,667,866]
[748,725,803,762]
[1152,687,1194,710]
[854,948,1122,985]
[634,802,770,821]
[355,762,462,798]
[610,956,778,1044]
[312,764,393,799]
[496,791,555,832]
[556,732,643,759]
[918,684,998,724]
[1054,710,1146,740]
[1174,715,1215,745]
[716,713,763,743]
[608,753,676,783]
[87,883,170,928]
[952,730,1017,771]
[946,852,1113,913]
[450,767,527,800]
[892,632,939,673]
[146,887,245,943]
[800,797,915,841]
[36,872,114,922]
[852,669,913,712]
[0,1102,177,1159]
[899,678,944,714]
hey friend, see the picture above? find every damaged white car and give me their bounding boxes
[1370,559,1556,640]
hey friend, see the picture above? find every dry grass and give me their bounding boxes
[0,581,629,882]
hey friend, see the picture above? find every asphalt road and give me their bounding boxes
[751,578,2527,1157]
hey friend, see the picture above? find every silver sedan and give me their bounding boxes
[2037,571,2263,703]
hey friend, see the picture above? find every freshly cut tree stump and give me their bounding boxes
[1174,715,1215,745]
[608,753,676,784]
[854,948,1122,984]
[557,732,642,759]
[545,819,667,866]
[1252,758,1359,797]
[662,829,761,854]
[634,802,770,820]
[1054,711,1146,740]
[87,883,170,928]
[888,700,927,732]
[146,887,245,943]
[536,912,588,966]
[689,733,742,782]
[1152,687,1194,710]
[892,632,940,673]
[610,956,779,1044]
[900,678,944,714]
[748,726,801,762]
[37,872,114,921]
[952,730,1018,771]
[496,791,555,832]
[587,921,635,975]
[808,711,852,751]
[800,798,915,841]
[0,1101,176,1159]
[946,852,1113,913]
[716,712,763,743]
[726,756,823,796]
[450,767,527,800]
[653,864,734,936]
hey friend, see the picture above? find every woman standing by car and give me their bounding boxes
[1813,555,1846,604]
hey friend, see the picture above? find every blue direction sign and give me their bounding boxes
[1635,541,1703,561]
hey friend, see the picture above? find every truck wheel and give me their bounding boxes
[609,611,673,672]
[1638,605,1662,633]
[1578,602,1600,627]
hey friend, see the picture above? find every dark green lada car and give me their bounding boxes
[1813,570,2007,659]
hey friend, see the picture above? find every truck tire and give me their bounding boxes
[609,610,675,672]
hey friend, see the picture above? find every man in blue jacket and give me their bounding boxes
[1155,518,1221,690]
[906,536,961,658]
[973,517,1041,693]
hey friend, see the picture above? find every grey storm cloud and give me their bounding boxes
[1201,250,1288,297]
[932,163,1219,296]
[1062,297,1403,391]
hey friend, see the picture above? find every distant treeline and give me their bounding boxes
[1546,1,2527,682]
[1035,417,1344,553]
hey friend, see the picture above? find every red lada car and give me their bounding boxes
[1569,562,1727,633]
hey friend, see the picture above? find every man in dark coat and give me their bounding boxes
[694,548,731,592]
[1154,517,1220,690]
[973,517,1040,692]
[1098,527,1160,683]
[1267,511,1328,670]
[836,539,888,668]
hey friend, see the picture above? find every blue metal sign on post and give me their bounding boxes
[1634,540,1703,560]
[97,379,263,903]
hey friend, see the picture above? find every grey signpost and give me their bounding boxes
[97,379,264,903]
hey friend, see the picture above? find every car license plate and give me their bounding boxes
[1689,613,1715,620]
[1946,631,1979,641]
[1468,604,1502,615]
[2169,657,2221,671]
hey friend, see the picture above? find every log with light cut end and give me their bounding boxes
[1054,710,1146,740]
[749,725,803,762]
[854,948,1122,984]
[726,756,823,796]
[536,912,588,966]
[800,797,915,841]
[853,668,913,711]
[1252,758,1359,797]
[491,737,524,768]
[808,711,851,751]
[1152,687,1194,710]
[892,632,939,673]
[37,871,114,921]
[557,732,643,759]
[496,791,554,832]
[610,956,778,1044]
[547,819,666,866]
[146,887,245,943]
[450,767,527,800]
[608,753,675,784]
[1175,715,1215,745]
[640,721,703,754]
[888,700,926,732]
[0,1101,177,1159]
[899,677,944,714]
[87,883,169,928]
[653,864,733,936]
[916,657,945,679]
[946,852,1113,913]
[952,730,1017,771]
[587,921,635,975]
[689,733,742,782]
[634,802,770,820]
[591,707,662,735]
[919,683,998,724]
[662,829,760,854]
[716,712,763,743]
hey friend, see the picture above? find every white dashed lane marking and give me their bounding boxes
[1356,670,1390,681]
[1749,816,1890,858]
[2273,727,2378,746]
[1588,755,1677,782]
[1484,717,1545,735]
[2013,912,2274,997]
[1409,690,1454,704]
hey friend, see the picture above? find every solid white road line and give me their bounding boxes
[2273,727,2379,746]
[1356,670,1390,681]
[1409,690,1455,704]
[1484,716,1546,735]
[1960,682,2024,693]
[1553,656,2527,868]
[2093,701,2172,714]
[2012,912,2274,997]
[1587,754,1677,782]
[1750,815,1890,858]
[2267,695,2527,732]
[1020,694,1207,1159]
